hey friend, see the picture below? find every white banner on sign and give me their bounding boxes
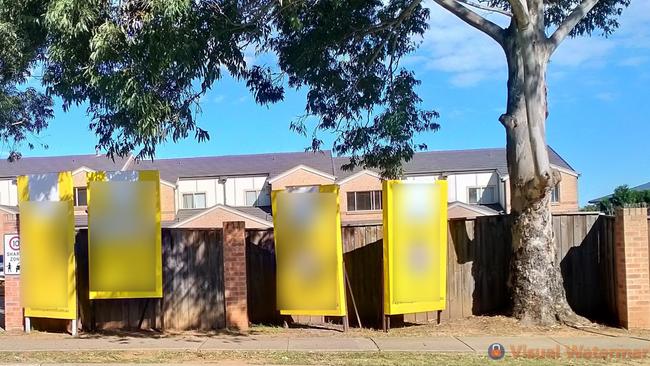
[4,234,20,275]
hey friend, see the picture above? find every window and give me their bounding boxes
[182,193,206,209]
[468,186,496,204]
[551,184,560,203]
[287,185,319,193]
[74,187,87,206]
[245,190,261,206]
[347,190,382,211]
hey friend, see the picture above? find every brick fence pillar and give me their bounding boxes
[614,207,650,329]
[222,221,248,330]
[1,212,23,331]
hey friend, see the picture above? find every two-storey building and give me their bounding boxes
[0,147,579,229]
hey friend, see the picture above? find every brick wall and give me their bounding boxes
[71,170,88,215]
[551,171,579,213]
[614,207,650,329]
[504,171,579,214]
[270,169,334,191]
[1,212,22,331]
[71,170,175,222]
[160,183,176,221]
[222,221,249,330]
[71,170,88,187]
[338,172,383,224]
[4,277,22,331]
[176,207,270,229]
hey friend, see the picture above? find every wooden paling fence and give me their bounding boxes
[246,213,618,327]
[31,213,619,332]
[75,229,226,331]
[245,229,280,324]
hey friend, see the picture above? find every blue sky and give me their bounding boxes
[19,1,650,206]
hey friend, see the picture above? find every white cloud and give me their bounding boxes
[619,56,648,67]
[550,37,615,67]
[450,71,490,87]
[412,4,507,88]
[213,94,225,104]
[615,1,650,49]
[595,92,616,102]
[413,0,649,87]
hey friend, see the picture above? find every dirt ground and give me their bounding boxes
[1,316,650,365]
[3,315,650,341]
[242,315,650,339]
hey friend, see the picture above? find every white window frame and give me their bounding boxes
[551,184,561,203]
[245,190,262,206]
[347,190,382,212]
[182,192,207,209]
[74,187,88,207]
[468,186,497,205]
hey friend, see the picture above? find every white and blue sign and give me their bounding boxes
[3,234,20,275]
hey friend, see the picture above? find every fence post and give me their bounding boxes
[223,221,249,330]
[2,212,23,332]
[614,207,650,329]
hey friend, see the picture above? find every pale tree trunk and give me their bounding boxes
[433,0,600,326]
[500,22,584,326]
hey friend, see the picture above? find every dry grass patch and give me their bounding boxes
[0,350,649,365]
[249,316,650,339]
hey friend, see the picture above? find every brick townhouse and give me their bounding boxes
[0,146,579,231]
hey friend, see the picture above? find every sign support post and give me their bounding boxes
[343,263,362,329]
[381,180,448,333]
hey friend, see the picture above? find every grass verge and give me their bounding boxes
[0,351,648,365]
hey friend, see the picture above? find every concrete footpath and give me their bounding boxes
[0,334,648,354]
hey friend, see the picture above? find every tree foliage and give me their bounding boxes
[0,0,53,160]
[272,0,438,178]
[0,0,630,176]
[598,185,650,213]
[483,0,629,35]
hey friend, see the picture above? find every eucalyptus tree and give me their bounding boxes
[0,0,53,160]
[1,0,630,325]
[425,0,629,325]
[267,0,629,325]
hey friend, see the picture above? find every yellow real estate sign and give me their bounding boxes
[87,170,162,299]
[271,185,346,316]
[383,180,448,315]
[18,172,77,320]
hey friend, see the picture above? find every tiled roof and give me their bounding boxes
[0,154,131,178]
[633,182,650,191]
[173,205,273,226]
[173,208,206,223]
[333,146,576,179]
[0,146,576,184]
[589,181,650,203]
[234,206,273,222]
[127,150,335,183]
[0,205,18,214]
[448,201,503,215]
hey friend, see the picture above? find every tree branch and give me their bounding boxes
[433,0,506,45]
[547,0,600,55]
[507,0,529,28]
[456,0,512,17]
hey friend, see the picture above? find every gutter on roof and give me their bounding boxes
[407,168,502,175]
[547,146,577,173]
[177,173,270,180]
[121,154,135,171]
